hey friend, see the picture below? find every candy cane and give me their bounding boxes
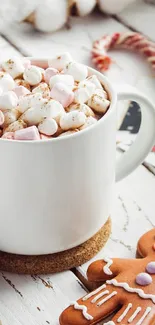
[92,32,155,72]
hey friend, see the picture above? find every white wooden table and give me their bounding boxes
[0,1,155,324]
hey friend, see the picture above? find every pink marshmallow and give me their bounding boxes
[22,58,31,69]
[0,110,4,126]
[44,68,58,84]
[14,126,40,140]
[50,82,74,108]
[13,86,30,98]
[2,132,14,140]
[40,134,52,140]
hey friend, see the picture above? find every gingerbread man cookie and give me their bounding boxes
[59,229,155,325]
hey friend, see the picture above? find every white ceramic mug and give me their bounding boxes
[0,58,155,255]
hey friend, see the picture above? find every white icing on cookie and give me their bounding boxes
[136,307,151,325]
[97,291,117,307]
[104,322,115,325]
[106,279,155,303]
[70,301,93,320]
[82,283,106,301]
[128,307,142,323]
[91,290,109,303]
[117,303,132,322]
[103,257,113,275]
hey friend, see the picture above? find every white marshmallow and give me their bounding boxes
[4,119,27,133]
[32,82,50,98]
[13,86,30,98]
[49,74,74,90]
[23,66,42,86]
[63,61,88,81]
[88,93,110,113]
[94,88,108,99]
[18,93,45,113]
[78,80,96,96]
[42,99,65,123]
[73,0,96,16]
[48,52,73,71]
[60,111,86,130]
[0,73,15,92]
[87,75,102,89]
[38,118,58,136]
[66,103,95,117]
[34,0,68,33]
[80,116,97,130]
[74,87,90,104]
[3,109,20,126]
[21,107,44,126]
[0,91,18,111]
[1,57,25,79]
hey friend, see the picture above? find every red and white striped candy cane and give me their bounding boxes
[92,32,155,72]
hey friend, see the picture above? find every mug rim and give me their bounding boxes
[0,57,117,144]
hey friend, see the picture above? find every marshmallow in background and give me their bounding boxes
[50,82,74,108]
[0,91,18,111]
[48,52,73,71]
[32,82,50,98]
[14,126,40,140]
[38,118,58,136]
[4,119,27,133]
[49,74,74,90]
[44,67,58,84]
[13,86,30,98]
[60,111,86,130]
[63,61,88,81]
[80,116,97,130]
[23,66,42,86]
[0,73,15,92]
[2,57,25,79]
[3,109,20,126]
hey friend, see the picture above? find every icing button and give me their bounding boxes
[136,272,152,286]
[146,261,155,274]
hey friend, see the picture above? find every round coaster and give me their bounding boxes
[0,217,111,274]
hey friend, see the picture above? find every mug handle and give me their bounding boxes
[116,85,155,182]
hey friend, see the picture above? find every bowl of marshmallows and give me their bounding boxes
[0,52,110,141]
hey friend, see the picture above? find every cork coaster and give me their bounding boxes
[0,217,111,274]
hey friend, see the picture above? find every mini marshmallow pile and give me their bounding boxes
[0,53,110,141]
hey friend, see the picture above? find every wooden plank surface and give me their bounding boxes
[76,162,155,281]
[0,271,87,325]
[117,0,155,41]
[0,9,155,325]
